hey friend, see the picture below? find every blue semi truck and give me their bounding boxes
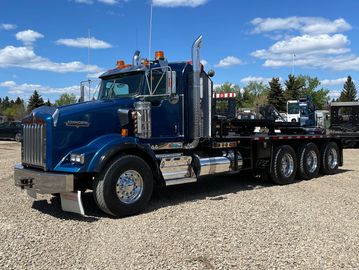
[15,36,344,217]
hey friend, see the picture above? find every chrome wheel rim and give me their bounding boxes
[328,148,338,169]
[116,170,143,204]
[281,153,294,178]
[306,150,318,173]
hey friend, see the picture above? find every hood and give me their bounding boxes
[29,98,137,170]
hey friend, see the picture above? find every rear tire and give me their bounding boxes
[320,142,339,175]
[297,143,320,180]
[93,155,153,217]
[270,145,297,185]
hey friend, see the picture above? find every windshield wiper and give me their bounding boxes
[107,79,117,98]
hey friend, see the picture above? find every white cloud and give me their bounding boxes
[251,33,359,71]
[56,37,112,49]
[74,0,120,4]
[321,77,348,86]
[215,56,242,68]
[152,0,208,7]
[1,23,17,30]
[74,0,94,4]
[0,80,97,102]
[98,0,118,4]
[251,17,351,35]
[0,80,85,96]
[252,34,349,57]
[15,29,44,45]
[0,45,103,73]
[240,76,276,84]
[0,81,17,87]
[87,71,104,79]
[200,59,207,66]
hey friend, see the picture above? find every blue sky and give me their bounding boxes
[0,0,359,102]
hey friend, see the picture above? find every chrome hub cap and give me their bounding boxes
[328,148,338,169]
[281,153,294,178]
[116,170,143,204]
[306,150,318,173]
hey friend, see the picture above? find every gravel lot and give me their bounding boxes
[1,141,359,269]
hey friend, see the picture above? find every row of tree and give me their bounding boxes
[215,75,357,112]
[1,74,357,119]
[0,91,77,120]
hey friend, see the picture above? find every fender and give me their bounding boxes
[54,134,160,180]
[94,140,159,175]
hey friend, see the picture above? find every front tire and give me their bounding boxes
[270,145,297,185]
[297,143,320,180]
[320,142,339,175]
[93,155,153,217]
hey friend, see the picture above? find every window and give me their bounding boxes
[98,72,144,100]
[149,71,167,95]
[288,103,300,114]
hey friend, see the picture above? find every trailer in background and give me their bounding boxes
[329,102,359,148]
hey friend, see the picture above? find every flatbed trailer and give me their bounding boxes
[14,36,346,217]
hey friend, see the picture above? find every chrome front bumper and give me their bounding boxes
[14,164,74,194]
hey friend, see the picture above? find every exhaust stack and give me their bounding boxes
[188,35,203,141]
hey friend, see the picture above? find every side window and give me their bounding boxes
[150,71,167,95]
[0,123,6,128]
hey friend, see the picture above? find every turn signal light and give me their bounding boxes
[121,128,128,137]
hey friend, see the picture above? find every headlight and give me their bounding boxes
[70,154,85,164]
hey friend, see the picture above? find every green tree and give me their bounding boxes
[15,97,23,105]
[214,82,242,111]
[284,75,303,100]
[241,81,269,108]
[44,99,52,106]
[2,96,10,110]
[339,76,357,102]
[268,77,286,112]
[4,103,26,120]
[297,75,330,109]
[27,90,44,112]
[215,82,240,94]
[54,93,77,107]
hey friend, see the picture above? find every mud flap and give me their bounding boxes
[60,191,85,215]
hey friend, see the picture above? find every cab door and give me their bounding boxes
[146,69,181,140]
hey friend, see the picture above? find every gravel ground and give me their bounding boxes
[1,141,359,269]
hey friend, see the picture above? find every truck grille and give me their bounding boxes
[22,123,46,169]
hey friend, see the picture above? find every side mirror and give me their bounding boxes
[166,71,176,95]
[80,84,85,103]
[208,69,215,78]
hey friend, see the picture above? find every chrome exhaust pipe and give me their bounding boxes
[188,35,203,141]
[132,50,141,66]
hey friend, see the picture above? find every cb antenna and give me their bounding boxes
[87,29,92,101]
[148,1,153,61]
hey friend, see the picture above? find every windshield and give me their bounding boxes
[288,102,300,114]
[98,72,144,100]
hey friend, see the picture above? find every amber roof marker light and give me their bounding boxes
[155,51,165,60]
